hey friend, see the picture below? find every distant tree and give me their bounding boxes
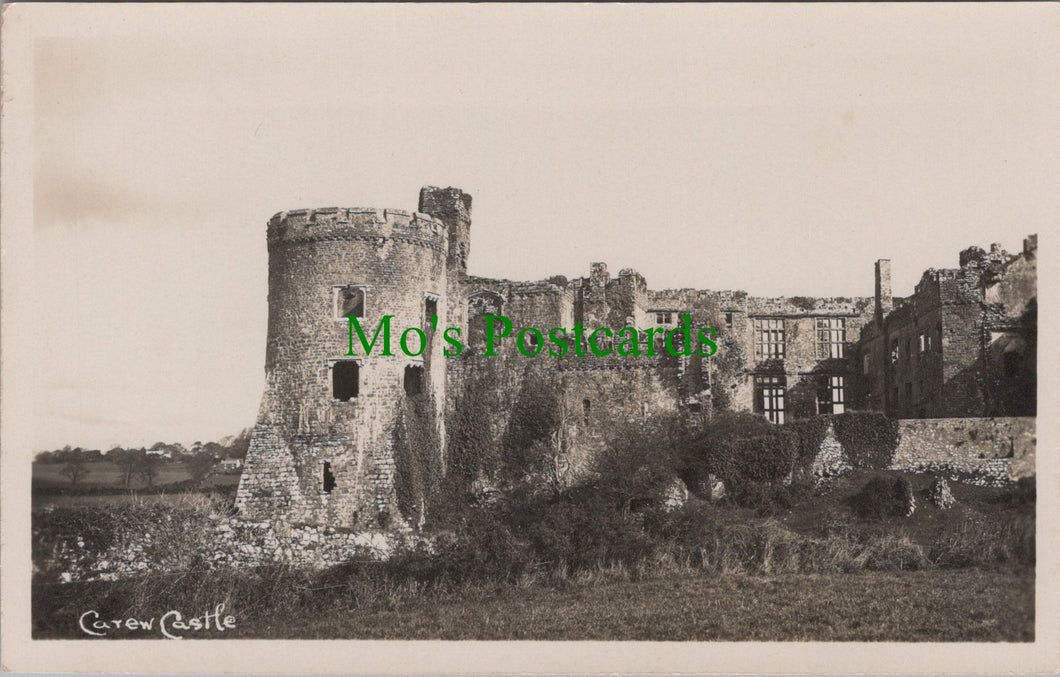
[134,451,163,487]
[60,457,90,487]
[82,449,103,462]
[201,441,226,459]
[225,428,252,460]
[184,453,219,487]
[110,449,140,489]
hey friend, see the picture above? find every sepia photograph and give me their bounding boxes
[2,3,1058,674]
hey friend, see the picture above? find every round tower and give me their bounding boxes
[235,205,450,529]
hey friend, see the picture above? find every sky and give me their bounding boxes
[26,4,1058,450]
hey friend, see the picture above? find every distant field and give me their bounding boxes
[33,460,240,488]
[32,460,240,507]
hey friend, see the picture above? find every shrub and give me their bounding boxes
[677,411,773,494]
[593,416,685,512]
[833,412,900,469]
[500,370,562,485]
[848,475,915,519]
[641,499,718,567]
[786,415,832,478]
[32,499,219,583]
[709,428,798,487]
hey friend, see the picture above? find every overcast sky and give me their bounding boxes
[28,5,1057,450]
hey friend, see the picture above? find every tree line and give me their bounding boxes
[34,429,252,489]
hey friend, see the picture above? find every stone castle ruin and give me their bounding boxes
[235,186,1037,531]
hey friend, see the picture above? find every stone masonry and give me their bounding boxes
[235,186,1037,533]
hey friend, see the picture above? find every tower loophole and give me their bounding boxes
[322,461,336,493]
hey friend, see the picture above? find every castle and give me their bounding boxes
[234,186,1037,529]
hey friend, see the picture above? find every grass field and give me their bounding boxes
[32,460,240,507]
[33,460,240,488]
[33,568,1033,641]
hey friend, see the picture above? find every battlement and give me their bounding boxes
[266,207,448,251]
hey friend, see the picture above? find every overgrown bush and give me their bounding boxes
[500,370,562,485]
[786,416,832,477]
[833,412,900,469]
[706,427,794,483]
[848,475,915,519]
[32,497,220,583]
[445,365,505,484]
[677,411,772,494]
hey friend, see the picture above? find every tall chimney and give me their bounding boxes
[875,259,892,325]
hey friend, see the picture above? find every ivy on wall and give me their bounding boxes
[833,412,900,469]
[392,393,442,528]
[499,368,562,485]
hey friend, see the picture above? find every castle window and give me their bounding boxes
[890,339,899,364]
[754,375,785,424]
[404,364,424,397]
[322,461,336,494]
[816,318,846,359]
[468,291,504,351]
[918,332,927,353]
[817,376,845,415]
[905,381,913,402]
[582,398,591,426]
[332,361,360,401]
[335,285,366,320]
[905,338,913,362]
[424,292,439,328]
[862,353,871,375]
[724,312,734,328]
[655,312,674,325]
[753,318,785,361]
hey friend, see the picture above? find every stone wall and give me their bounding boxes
[557,355,681,477]
[889,417,1035,485]
[34,510,396,584]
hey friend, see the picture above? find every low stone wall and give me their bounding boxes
[889,417,1035,486]
[211,518,393,569]
[33,508,397,584]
